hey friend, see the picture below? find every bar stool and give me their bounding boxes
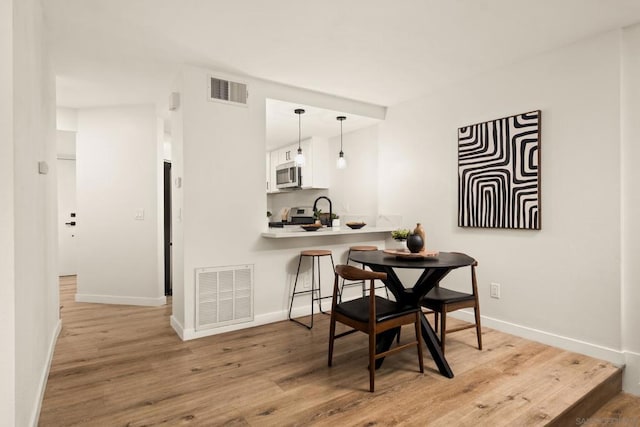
[340,246,389,302]
[288,249,336,329]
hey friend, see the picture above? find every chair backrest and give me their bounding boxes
[332,265,388,320]
[446,252,478,296]
[470,260,478,297]
[335,264,386,282]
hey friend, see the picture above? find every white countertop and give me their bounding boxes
[261,225,396,239]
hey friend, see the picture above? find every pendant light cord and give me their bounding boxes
[295,108,304,151]
[298,112,301,150]
[340,119,343,153]
[337,116,346,155]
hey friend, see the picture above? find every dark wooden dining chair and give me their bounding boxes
[328,265,424,392]
[421,258,482,355]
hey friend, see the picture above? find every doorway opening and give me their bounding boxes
[164,161,172,296]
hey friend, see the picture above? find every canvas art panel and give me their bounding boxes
[458,110,541,229]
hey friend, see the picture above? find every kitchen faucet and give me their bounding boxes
[312,196,332,227]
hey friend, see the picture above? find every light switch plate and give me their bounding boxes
[135,209,145,220]
[490,283,501,299]
[38,161,49,174]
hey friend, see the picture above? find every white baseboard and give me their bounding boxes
[30,319,61,427]
[622,351,640,396]
[170,315,186,340]
[75,293,166,306]
[171,305,321,341]
[451,310,625,365]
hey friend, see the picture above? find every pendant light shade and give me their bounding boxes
[294,109,306,166]
[336,116,347,169]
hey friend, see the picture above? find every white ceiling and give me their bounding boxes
[46,0,640,142]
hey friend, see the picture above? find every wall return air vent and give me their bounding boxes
[195,264,254,331]
[208,76,248,106]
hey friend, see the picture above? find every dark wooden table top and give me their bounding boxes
[349,250,475,270]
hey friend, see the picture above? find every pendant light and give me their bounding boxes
[294,108,306,166]
[336,116,347,169]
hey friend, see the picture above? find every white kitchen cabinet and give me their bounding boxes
[266,152,271,193]
[266,137,328,192]
[278,144,296,164]
[304,137,329,189]
[268,144,296,193]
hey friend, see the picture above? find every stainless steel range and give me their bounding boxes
[286,206,315,224]
[268,206,315,228]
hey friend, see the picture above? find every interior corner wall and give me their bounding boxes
[12,0,60,424]
[0,0,15,424]
[169,82,185,332]
[621,23,640,394]
[379,31,623,356]
[173,65,385,336]
[76,105,163,306]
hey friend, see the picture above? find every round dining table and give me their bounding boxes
[349,250,476,378]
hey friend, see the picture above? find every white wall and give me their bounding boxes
[12,0,60,424]
[621,23,640,395]
[327,125,379,224]
[56,107,77,132]
[76,106,164,306]
[169,80,185,332]
[379,29,630,379]
[0,0,15,424]
[171,66,387,337]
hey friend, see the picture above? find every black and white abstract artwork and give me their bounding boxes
[458,110,541,230]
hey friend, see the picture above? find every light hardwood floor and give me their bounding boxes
[39,276,632,426]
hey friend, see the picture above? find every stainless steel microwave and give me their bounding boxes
[276,161,301,189]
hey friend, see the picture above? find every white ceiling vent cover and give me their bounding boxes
[208,76,248,106]
[195,264,254,331]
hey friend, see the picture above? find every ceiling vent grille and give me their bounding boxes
[195,264,254,331]
[208,76,248,106]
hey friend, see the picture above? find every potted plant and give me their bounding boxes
[391,228,410,241]
[330,213,340,227]
[313,208,322,225]
[391,228,410,250]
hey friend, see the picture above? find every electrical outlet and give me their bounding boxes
[490,283,501,299]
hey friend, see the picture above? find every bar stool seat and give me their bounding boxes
[288,249,336,329]
[349,245,378,252]
[301,249,332,257]
[340,246,389,302]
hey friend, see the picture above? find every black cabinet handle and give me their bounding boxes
[65,221,76,226]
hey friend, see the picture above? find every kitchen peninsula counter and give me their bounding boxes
[261,226,395,239]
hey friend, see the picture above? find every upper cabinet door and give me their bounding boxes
[267,138,329,192]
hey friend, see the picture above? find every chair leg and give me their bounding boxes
[474,306,483,350]
[369,327,376,392]
[440,310,447,355]
[434,311,439,333]
[415,313,424,373]
[328,312,336,367]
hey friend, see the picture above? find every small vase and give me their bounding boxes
[406,234,424,253]
[413,223,426,251]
